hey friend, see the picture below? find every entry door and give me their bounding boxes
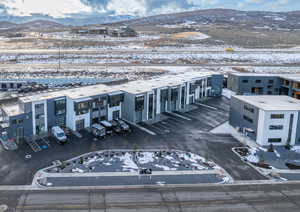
[76,119,85,131]
[112,110,120,119]
[16,127,24,144]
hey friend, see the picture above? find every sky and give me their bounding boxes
[0,0,299,18]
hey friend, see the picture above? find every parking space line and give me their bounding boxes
[127,122,157,136]
[194,103,218,110]
[165,112,192,121]
[42,138,50,147]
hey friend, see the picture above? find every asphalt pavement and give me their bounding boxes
[1,182,300,211]
[0,97,266,186]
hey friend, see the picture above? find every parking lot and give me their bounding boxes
[0,97,266,186]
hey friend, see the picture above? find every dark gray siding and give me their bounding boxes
[8,113,33,140]
[211,74,224,96]
[122,93,136,122]
[229,96,259,140]
[228,75,281,95]
[296,112,300,145]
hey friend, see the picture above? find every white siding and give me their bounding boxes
[257,110,298,146]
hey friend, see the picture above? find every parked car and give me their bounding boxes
[110,120,122,133]
[91,124,106,138]
[115,119,130,132]
[51,126,67,144]
[100,120,113,135]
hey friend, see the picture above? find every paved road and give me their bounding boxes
[1,63,300,67]
[0,97,266,186]
[1,183,300,211]
[0,49,300,54]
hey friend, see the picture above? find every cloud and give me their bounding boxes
[0,0,299,18]
[106,0,147,16]
[3,0,92,17]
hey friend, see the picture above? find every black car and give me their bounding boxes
[110,120,122,133]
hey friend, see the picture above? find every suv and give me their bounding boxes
[51,126,67,144]
[110,120,122,133]
[100,120,113,135]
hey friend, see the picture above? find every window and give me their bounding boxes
[148,94,153,119]
[267,85,273,89]
[244,105,254,113]
[75,101,90,115]
[271,114,284,119]
[255,80,261,83]
[268,80,274,84]
[268,138,282,143]
[269,125,283,130]
[171,88,179,101]
[108,94,124,107]
[242,80,248,83]
[267,91,272,95]
[243,115,253,123]
[12,119,23,125]
[135,95,145,111]
[54,99,66,115]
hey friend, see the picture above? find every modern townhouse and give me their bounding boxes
[227,73,300,99]
[230,95,300,146]
[0,72,223,143]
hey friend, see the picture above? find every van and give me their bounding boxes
[51,126,67,144]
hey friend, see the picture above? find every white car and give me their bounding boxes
[51,126,67,144]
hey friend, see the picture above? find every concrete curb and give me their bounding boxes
[2,180,300,191]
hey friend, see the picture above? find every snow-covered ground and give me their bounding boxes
[2,52,300,65]
[43,150,221,174]
[222,88,235,99]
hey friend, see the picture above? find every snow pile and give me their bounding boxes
[72,168,84,173]
[138,152,155,164]
[222,88,235,99]
[218,176,231,184]
[291,146,300,154]
[119,152,138,172]
[154,164,176,171]
[245,148,259,163]
[178,152,205,164]
[83,156,101,166]
[274,150,281,158]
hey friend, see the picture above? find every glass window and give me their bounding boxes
[55,99,66,115]
[268,138,282,143]
[244,105,254,113]
[271,114,284,119]
[269,125,283,130]
[268,80,274,84]
[243,115,253,123]
[255,80,261,83]
[242,80,248,83]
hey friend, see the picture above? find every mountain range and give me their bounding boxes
[1,9,300,30]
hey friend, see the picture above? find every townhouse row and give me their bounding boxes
[0,72,223,142]
[227,73,300,99]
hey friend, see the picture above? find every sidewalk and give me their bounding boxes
[210,121,260,149]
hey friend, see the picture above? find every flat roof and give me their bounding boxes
[2,103,23,116]
[233,95,300,111]
[20,71,216,102]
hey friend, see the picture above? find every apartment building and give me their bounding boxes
[227,73,300,99]
[0,72,223,143]
[230,95,300,146]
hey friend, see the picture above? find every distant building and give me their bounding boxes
[227,73,300,99]
[230,95,300,146]
[0,72,223,143]
[71,26,137,37]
